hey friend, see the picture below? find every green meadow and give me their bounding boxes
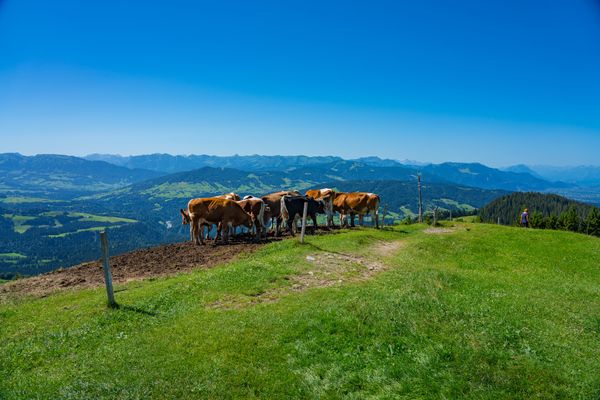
[1,223,599,399]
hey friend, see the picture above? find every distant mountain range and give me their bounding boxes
[1,153,570,199]
[504,164,600,187]
[84,153,565,191]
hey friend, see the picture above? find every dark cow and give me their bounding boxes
[305,188,336,227]
[261,190,301,235]
[280,195,325,235]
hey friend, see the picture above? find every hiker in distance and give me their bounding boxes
[521,208,530,228]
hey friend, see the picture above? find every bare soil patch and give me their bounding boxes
[424,227,455,234]
[0,239,266,300]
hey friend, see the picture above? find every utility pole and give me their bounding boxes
[418,174,423,223]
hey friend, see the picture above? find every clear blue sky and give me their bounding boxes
[1,0,599,166]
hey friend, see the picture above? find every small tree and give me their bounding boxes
[559,206,580,233]
[546,214,558,230]
[530,212,545,229]
[424,214,432,225]
[585,207,600,237]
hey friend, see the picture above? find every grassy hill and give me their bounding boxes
[2,223,599,399]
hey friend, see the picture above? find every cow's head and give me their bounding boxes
[180,209,191,225]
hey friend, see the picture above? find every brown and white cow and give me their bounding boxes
[180,198,253,245]
[237,197,268,239]
[214,192,241,201]
[333,192,380,228]
[305,188,336,227]
[261,190,301,235]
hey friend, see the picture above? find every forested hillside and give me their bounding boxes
[479,192,600,236]
[321,180,505,219]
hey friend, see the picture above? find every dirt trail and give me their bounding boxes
[210,240,405,309]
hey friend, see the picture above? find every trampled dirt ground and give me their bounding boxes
[0,237,268,299]
[0,228,346,300]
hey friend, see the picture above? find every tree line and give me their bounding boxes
[479,192,600,237]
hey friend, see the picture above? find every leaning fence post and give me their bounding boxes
[100,231,117,308]
[300,201,309,243]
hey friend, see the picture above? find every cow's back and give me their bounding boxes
[335,192,369,212]
[189,198,245,222]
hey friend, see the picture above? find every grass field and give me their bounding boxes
[66,212,138,223]
[0,196,64,204]
[1,223,599,399]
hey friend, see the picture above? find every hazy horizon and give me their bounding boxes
[5,151,600,170]
[2,1,599,166]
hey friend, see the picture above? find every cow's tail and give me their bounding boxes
[258,200,266,229]
[373,195,381,228]
[280,195,289,224]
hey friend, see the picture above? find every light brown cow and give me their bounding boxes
[306,188,336,227]
[333,192,380,228]
[237,197,267,238]
[261,190,301,235]
[207,193,241,238]
[180,198,253,244]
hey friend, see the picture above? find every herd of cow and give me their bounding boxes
[179,189,381,245]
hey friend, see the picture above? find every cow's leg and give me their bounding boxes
[228,222,234,242]
[193,218,203,245]
[287,217,296,236]
[189,223,194,242]
[294,214,301,235]
[374,208,380,229]
[359,213,364,226]
[311,214,318,234]
[350,213,355,227]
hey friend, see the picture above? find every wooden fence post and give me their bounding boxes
[100,231,117,308]
[382,204,388,228]
[300,201,308,243]
[418,174,423,223]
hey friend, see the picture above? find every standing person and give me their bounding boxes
[521,208,529,228]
